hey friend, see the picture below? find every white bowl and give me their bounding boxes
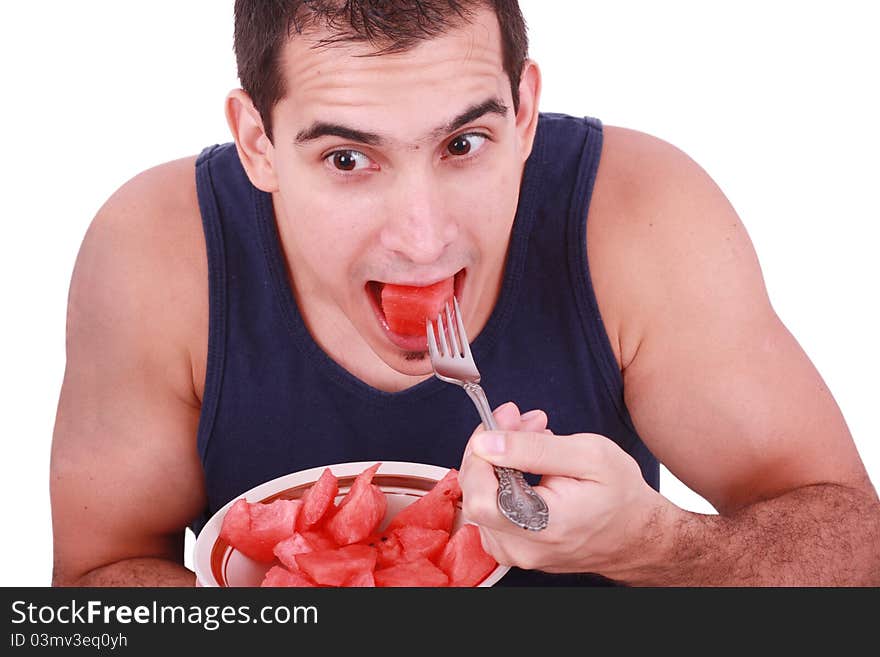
[194,461,509,587]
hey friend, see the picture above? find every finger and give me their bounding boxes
[459,453,508,527]
[474,525,513,567]
[470,430,616,480]
[491,401,522,431]
[464,405,546,459]
[519,409,548,433]
[463,402,522,462]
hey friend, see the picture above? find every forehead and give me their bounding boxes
[274,8,509,139]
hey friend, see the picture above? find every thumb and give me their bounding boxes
[471,430,610,480]
[463,404,549,463]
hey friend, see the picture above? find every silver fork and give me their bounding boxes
[426,297,549,531]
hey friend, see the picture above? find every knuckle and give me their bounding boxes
[592,436,610,464]
[583,433,612,470]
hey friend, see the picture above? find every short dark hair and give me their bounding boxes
[233,1,528,141]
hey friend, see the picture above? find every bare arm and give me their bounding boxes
[51,157,207,587]
[460,126,879,585]
[643,483,879,586]
[591,127,880,585]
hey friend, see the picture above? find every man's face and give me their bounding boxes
[266,9,538,376]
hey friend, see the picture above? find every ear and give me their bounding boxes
[225,89,279,193]
[514,59,542,161]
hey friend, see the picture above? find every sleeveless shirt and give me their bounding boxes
[193,113,659,586]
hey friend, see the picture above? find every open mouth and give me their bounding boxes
[366,269,466,352]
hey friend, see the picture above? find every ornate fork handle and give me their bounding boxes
[462,382,550,531]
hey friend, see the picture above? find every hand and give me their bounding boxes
[459,404,670,578]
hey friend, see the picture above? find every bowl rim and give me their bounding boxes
[193,460,510,587]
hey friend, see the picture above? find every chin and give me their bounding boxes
[383,348,435,377]
[364,344,434,377]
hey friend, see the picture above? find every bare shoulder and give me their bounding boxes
[88,155,205,289]
[71,155,208,401]
[587,125,766,370]
[96,155,202,231]
[586,127,869,510]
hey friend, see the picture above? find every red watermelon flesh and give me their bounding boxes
[385,468,461,534]
[380,278,454,336]
[220,497,301,563]
[297,467,338,531]
[236,464,499,587]
[261,565,316,588]
[218,499,250,551]
[295,544,378,587]
[394,526,450,563]
[300,528,338,552]
[273,532,315,570]
[437,523,497,587]
[374,557,450,587]
[434,468,463,500]
[370,532,404,568]
[325,463,386,545]
[342,570,376,587]
[387,494,455,535]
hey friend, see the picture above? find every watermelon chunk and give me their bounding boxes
[437,523,497,586]
[261,565,317,587]
[297,467,338,531]
[295,545,378,587]
[394,526,449,563]
[324,463,386,545]
[385,469,461,534]
[380,278,454,336]
[219,497,302,563]
[273,532,315,570]
[374,557,450,587]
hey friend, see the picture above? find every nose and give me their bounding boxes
[379,174,458,264]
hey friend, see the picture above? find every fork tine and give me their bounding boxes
[436,310,450,357]
[425,319,439,360]
[444,302,461,356]
[452,296,471,359]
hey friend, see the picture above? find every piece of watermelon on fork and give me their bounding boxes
[380,278,453,336]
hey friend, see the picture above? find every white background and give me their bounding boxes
[0,1,876,586]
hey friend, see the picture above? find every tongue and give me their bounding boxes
[380,278,454,336]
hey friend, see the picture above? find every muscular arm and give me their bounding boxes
[591,127,880,585]
[51,157,207,587]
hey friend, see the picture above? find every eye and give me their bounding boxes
[325,149,373,172]
[444,133,487,158]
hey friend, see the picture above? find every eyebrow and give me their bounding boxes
[295,122,382,146]
[293,97,509,147]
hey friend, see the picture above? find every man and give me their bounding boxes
[50,0,879,586]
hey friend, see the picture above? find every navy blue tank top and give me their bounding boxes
[194,113,659,586]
